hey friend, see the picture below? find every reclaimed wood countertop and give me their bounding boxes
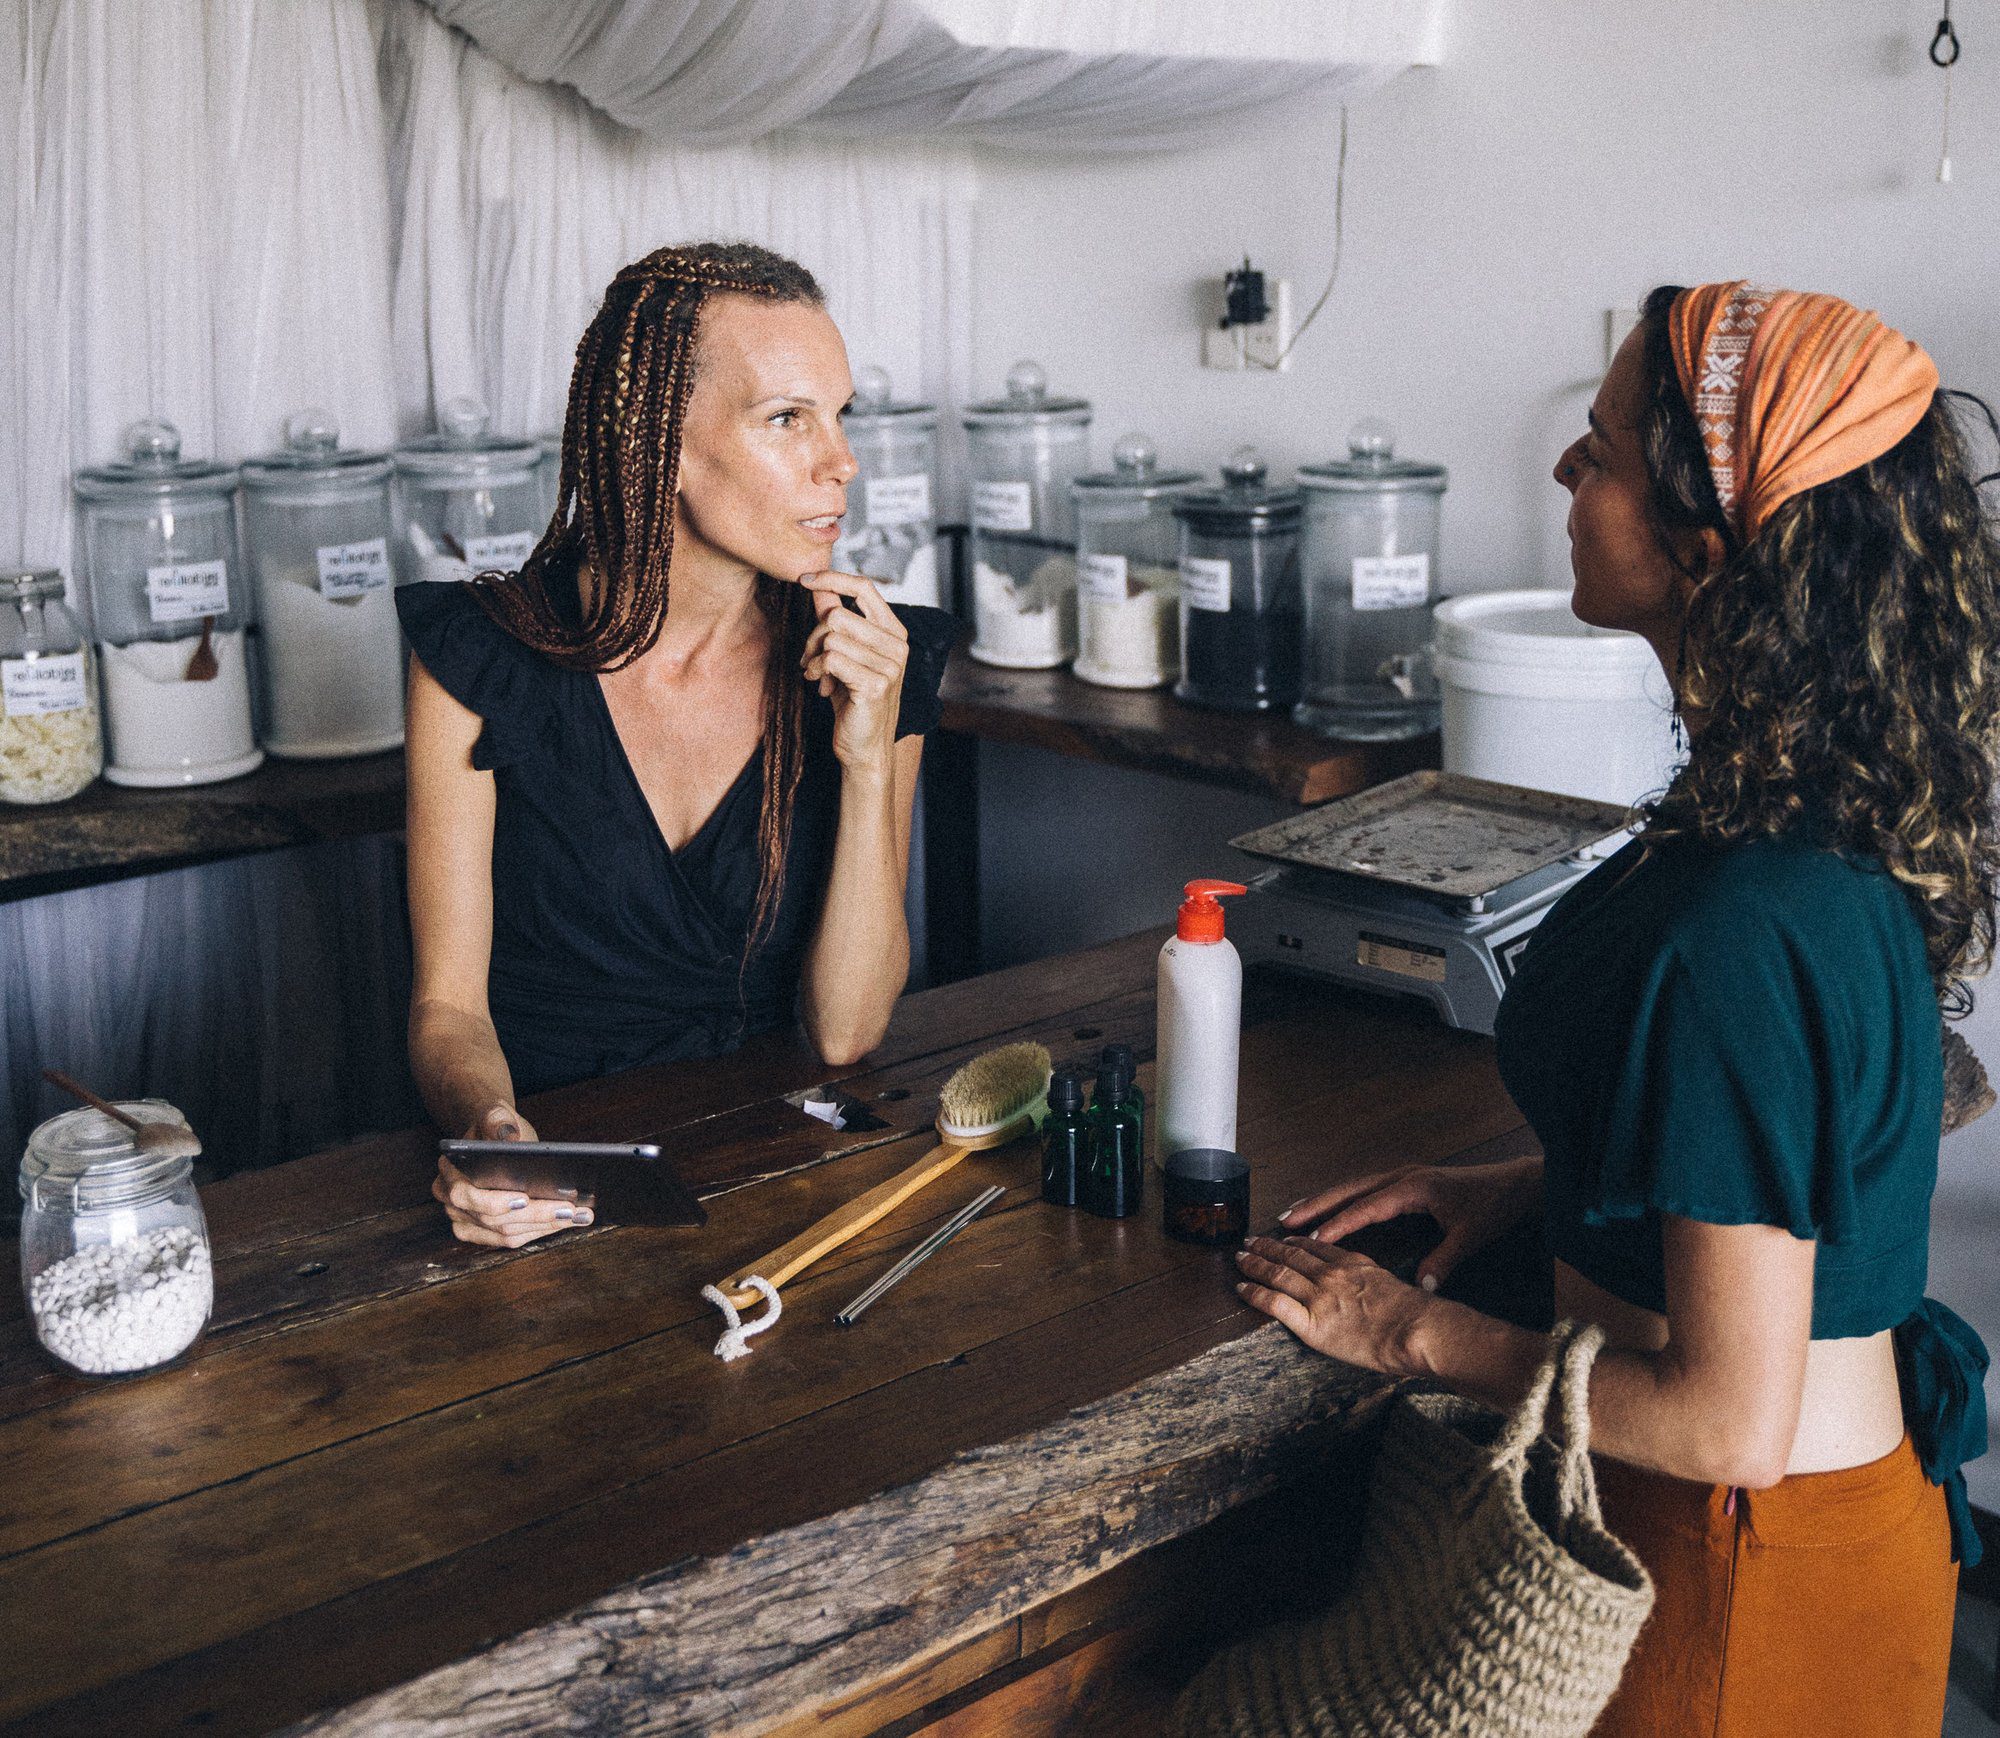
[0,930,1530,1737]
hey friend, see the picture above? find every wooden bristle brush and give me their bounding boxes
[707,1041,1052,1332]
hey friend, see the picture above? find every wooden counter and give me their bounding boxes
[0,931,1529,1737]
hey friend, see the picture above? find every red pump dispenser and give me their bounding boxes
[1176,879,1246,945]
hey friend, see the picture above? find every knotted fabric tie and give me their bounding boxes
[701,1276,781,1361]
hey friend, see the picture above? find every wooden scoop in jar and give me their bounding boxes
[184,616,219,681]
[41,1069,203,1162]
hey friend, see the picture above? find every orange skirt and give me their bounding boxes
[1589,1435,1956,1738]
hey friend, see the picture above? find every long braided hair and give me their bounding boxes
[474,241,827,954]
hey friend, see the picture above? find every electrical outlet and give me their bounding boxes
[1202,275,1293,372]
[1241,277,1293,371]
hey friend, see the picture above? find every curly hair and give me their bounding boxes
[473,240,826,954]
[1633,283,2000,1013]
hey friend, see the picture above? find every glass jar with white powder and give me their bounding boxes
[19,1102,213,1378]
[1070,434,1200,690]
[834,367,943,609]
[0,569,102,804]
[392,397,545,587]
[962,361,1091,668]
[240,412,404,759]
[75,420,261,787]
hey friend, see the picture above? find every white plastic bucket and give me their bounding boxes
[1432,590,1681,807]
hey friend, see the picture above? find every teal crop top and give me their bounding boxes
[1494,828,1988,1559]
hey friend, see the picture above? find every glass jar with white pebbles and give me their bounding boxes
[962,361,1091,668]
[1070,433,1200,689]
[18,1102,213,1377]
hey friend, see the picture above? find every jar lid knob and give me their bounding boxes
[125,417,182,465]
[1221,445,1267,490]
[1347,417,1396,464]
[1112,431,1157,477]
[284,409,340,454]
[854,365,892,410]
[1004,358,1048,406]
[438,395,491,446]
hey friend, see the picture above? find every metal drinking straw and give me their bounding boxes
[835,1185,1006,1325]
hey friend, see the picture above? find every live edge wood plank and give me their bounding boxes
[0,931,1520,1738]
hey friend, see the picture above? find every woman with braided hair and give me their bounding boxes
[1226,284,2000,1733]
[397,242,957,1248]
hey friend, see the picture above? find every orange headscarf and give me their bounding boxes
[1666,282,1938,543]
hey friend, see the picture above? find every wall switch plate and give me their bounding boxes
[1203,276,1292,372]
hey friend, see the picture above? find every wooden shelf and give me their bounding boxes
[938,654,1438,806]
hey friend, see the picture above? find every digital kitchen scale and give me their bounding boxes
[1230,771,1634,1035]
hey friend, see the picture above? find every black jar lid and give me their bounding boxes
[1173,447,1302,535]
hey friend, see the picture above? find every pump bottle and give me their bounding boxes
[1156,879,1246,1160]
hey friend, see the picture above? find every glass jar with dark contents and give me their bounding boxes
[1172,448,1303,713]
[1162,1148,1251,1246]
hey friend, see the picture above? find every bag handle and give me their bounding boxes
[1488,1318,1609,1528]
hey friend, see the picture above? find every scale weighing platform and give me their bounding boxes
[1230,771,1633,1035]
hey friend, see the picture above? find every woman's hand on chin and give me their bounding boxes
[1234,1235,1436,1377]
[800,571,908,777]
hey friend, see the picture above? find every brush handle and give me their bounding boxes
[719,1140,969,1310]
[42,1068,142,1132]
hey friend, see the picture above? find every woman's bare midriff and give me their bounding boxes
[1554,1259,1907,1476]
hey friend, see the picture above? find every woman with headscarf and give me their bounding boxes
[396,242,956,1248]
[1232,283,1999,1732]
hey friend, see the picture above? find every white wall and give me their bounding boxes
[963,0,2000,1499]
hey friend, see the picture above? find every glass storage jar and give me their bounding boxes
[392,398,545,586]
[75,419,261,787]
[834,367,942,608]
[0,568,103,804]
[19,1101,213,1377]
[1295,420,1448,740]
[1172,449,1303,713]
[1070,434,1200,689]
[962,361,1091,668]
[240,411,404,759]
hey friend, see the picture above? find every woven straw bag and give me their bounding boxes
[1174,1320,1654,1738]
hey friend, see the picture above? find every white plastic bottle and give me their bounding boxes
[1157,878,1247,1160]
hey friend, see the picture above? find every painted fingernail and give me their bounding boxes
[572,1208,594,1226]
[507,1197,528,1212]
[1235,1282,1249,1294]
[1420,1273,1439,1293]
[555,1204,575,1222]
[556,1186,579,1200]
[1282,1198,1306,1219]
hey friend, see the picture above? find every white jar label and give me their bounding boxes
[463,531,537,573]
[315,536,392,600]
[1080,552,1130,602]
[972,480,1034,533]
[2,650,88,717]
[1180,555,1233,613]
[1351,552,1430,612]
[865,473,932,528]
[145,559,230,624]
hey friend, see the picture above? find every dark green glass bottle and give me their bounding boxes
[1084,1060,1144,1218]
[1041,1068,1091,1208]
[1101,1043,1145,1161]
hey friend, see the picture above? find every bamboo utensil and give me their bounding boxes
[41,1069,203,1161]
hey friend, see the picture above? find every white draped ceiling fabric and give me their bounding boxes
[0,0,1437,1170]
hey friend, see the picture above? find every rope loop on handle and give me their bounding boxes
[1932,13,1961,67]
[702,1276,781,1361]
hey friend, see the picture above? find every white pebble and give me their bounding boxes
[28,1225,212,1374]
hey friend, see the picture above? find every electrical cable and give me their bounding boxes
[1249,105,1348,371]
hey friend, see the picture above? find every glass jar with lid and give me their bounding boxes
[19,1101,213,1377]
[240,411,404,759]
[1070,433,1200,689]
[1172,448,1303,713]
[0,569,103,804]
[962,361,1091,668]
[391,397,545,586]
[74,418,262,787]
[833,367,942,608]
[1295,420,1448,740]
